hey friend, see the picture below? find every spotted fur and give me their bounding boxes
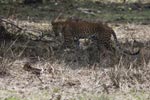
[51,18,140,55]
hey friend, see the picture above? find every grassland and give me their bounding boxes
[0,0,150,23]
[0,1,150,100]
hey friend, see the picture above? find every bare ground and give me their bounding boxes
[0,21,150,100]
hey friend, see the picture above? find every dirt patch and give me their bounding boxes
[0,21,150,99]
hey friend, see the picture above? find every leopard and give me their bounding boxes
[51,17,140,55]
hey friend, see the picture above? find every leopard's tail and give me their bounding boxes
[111,30,140,55]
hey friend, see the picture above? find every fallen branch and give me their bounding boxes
[0,16,53,42]
[77,7,101,15]
[0,16,23,31]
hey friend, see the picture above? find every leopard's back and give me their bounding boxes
[52,19,112,48]
[51,18,140,55]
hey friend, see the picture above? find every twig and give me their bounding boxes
[0,16,23,31]
[0,17,52,42]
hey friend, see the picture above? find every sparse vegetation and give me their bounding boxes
[0,0,150,100]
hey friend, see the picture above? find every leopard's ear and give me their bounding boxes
[55,13,63,21]
[51,13,63,24]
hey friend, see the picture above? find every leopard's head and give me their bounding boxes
[51,20,64,37]
[51,13,66,37]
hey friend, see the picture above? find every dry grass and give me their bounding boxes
[0,20,150,100]
[0,1,150,99]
